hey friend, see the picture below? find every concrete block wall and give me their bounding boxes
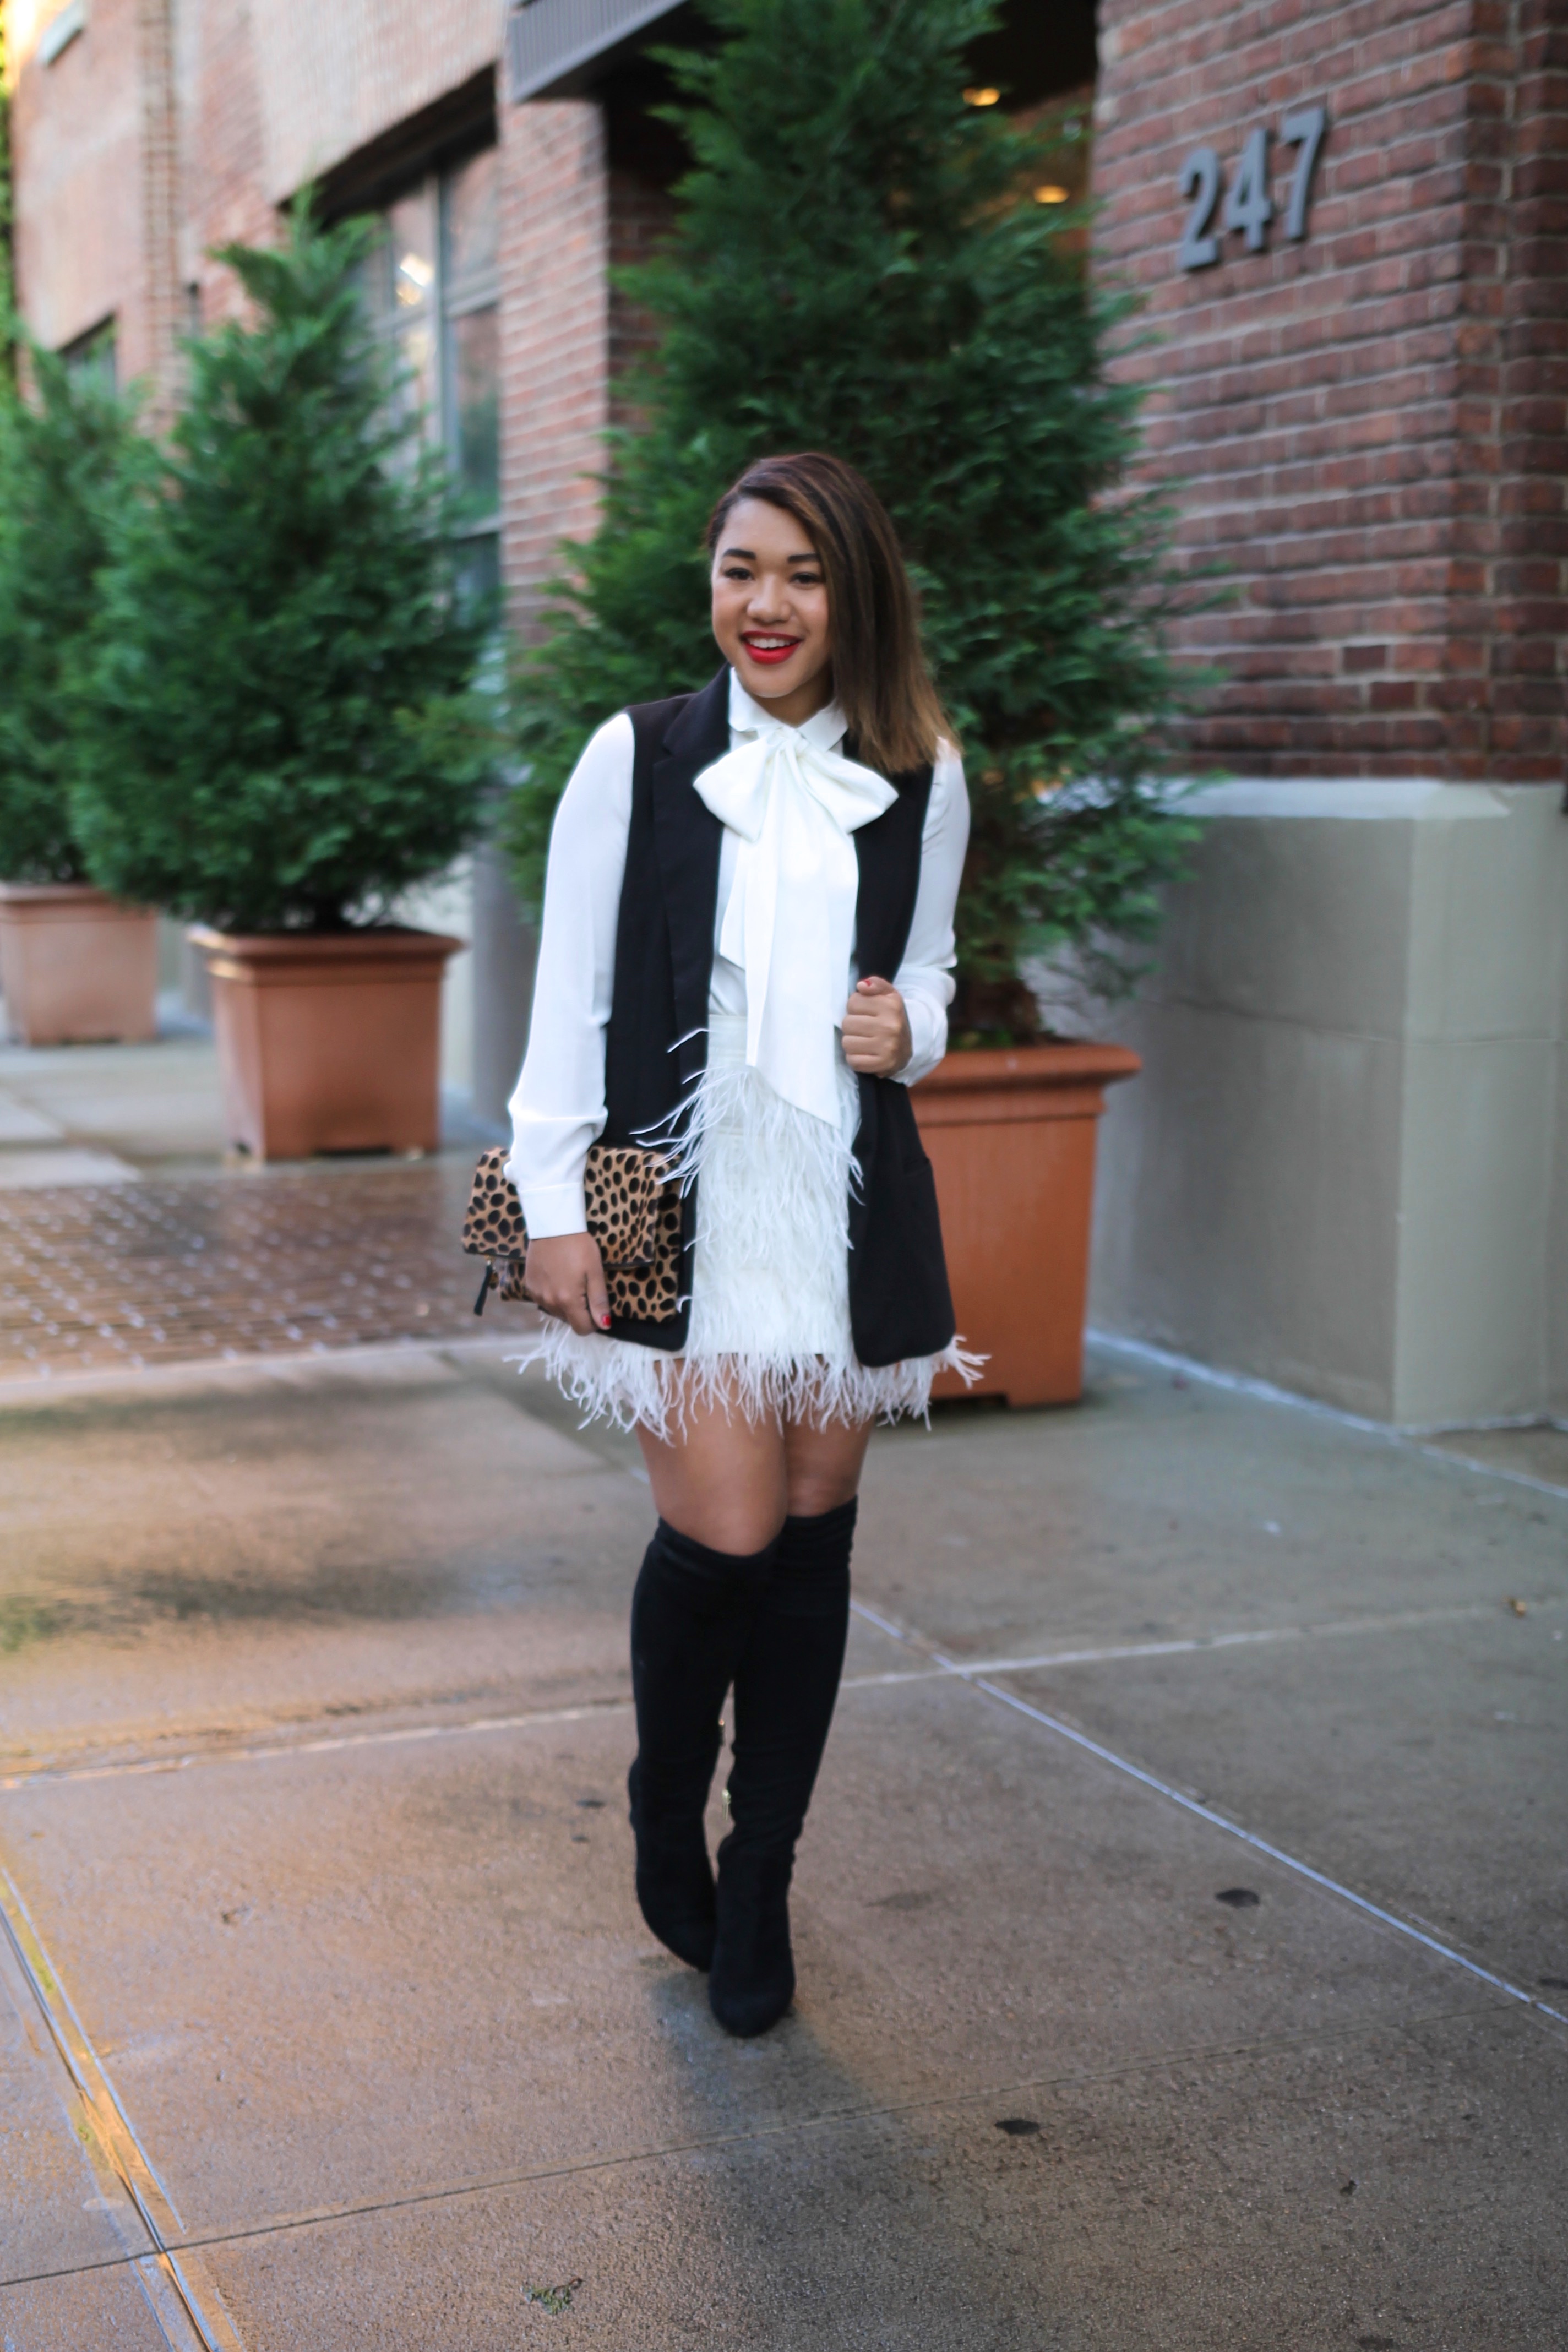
[1093,0,1568,782]
[1090,784,1568,1427]
[1553,992,1568,1419]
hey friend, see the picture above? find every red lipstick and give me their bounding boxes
[741,634,801,667]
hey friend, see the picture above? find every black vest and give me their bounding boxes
[601,668,955,1366]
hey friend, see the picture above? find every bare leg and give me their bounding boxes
[636,1385,787,1553]
[784,1414,872,1517]
[637,1379,872,1550]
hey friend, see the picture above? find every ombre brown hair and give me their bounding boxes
[706,452,949,777]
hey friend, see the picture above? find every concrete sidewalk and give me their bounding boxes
[0,1033,226,1187]
[1,1338,1564,2349]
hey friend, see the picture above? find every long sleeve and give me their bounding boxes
[890,747,969,1085]
[505,714,635,1237]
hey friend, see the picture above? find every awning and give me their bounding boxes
[504,0,684,102]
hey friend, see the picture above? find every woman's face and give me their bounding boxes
[710,497,834,722]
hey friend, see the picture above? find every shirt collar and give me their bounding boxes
[728,666,848,756]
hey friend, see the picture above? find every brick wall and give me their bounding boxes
[243,0,498,208]
[135,0,181,418]
[9,0,504,352]
[178,0,271,329]
[1093,0,1568,781]
[605,96,682,427]
[10,0,618,640]
[8,0,146,363]
[498,98,611,629]
[1482,0,1568,782]
[606,162,676,419]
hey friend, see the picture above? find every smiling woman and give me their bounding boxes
[706,453,948,773]
[504,448,977,2043]
[709,501,832,714]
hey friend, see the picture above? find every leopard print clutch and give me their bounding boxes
[462,1145,682,1324]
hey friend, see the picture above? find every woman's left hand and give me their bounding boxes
[842,975,912,1076]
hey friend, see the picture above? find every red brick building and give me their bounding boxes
[6,0,1566,1424]
[1097,0,1567,786]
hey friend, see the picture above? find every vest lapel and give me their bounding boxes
[652,667,729,1097]
[853,764,934,979]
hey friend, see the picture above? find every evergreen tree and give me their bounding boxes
[71,209,494,934]
[0,350,142,880]
[503,0,1202,1040]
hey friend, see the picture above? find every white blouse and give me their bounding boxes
[508,673,971,1238]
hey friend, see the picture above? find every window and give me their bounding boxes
[360,144,500,606]
[61,317,117,393]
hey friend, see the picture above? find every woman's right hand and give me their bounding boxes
[524,1234,612,1334]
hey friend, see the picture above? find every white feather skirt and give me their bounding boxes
[516,1012,980,1440]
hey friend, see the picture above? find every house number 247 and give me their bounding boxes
[1178,105,1328,270]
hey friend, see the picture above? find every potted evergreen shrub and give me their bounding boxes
[70,212,494,1158]
[503,0,1201,1404]
[0,347,158,1046]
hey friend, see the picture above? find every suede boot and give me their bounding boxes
[629,1518,779,1970]
[709,1499,856,2035]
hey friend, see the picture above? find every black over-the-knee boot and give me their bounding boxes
[710,1498,856,2036]
[628,1518,780,1971]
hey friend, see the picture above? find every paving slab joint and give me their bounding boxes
[0,1865,248,2350]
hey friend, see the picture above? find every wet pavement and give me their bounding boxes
[0,1028,503,1384]
[0,1163,482,1384]
[1,1336,1564,2348]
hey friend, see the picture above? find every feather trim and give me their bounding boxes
[510,1016,984,1440]
[509,1322,984,1444]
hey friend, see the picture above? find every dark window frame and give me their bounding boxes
[59,315,117,392]
[349,123,502,608]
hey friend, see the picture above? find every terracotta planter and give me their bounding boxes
[913,1041,1141,1407]
[0,882,159,1046]
[190,925,464,1161]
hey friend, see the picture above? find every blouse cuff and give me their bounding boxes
[896,992,949,1087]
[512,1177,588,1241]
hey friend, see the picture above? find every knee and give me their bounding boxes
[661,1499,787,1559]
[784,1466,861,1522]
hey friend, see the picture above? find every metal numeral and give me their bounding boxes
[1176,104,1328,272]
[1279,104,1328,241]
[1222,126,1273,252]
[1177,147,1221,271]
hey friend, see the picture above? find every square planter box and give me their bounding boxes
[190,926,464,1161]
[913,1041,1141,1407]
[0,883,159,1046]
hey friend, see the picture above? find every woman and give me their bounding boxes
[509,451,972,2037]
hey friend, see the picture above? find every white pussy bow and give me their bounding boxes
[692,676,899,1128]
